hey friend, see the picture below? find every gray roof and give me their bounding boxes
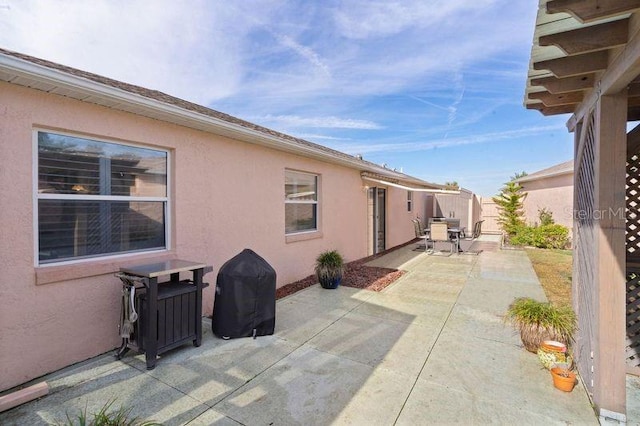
[515,160,574,183]
[0,47,443,190]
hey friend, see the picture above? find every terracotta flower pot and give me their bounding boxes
[550,367,576,392]
[540,340,566,353]
[537,340,571,369]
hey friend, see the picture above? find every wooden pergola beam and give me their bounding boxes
[547,0,640,23]
[531,74,595,93]
[568,15,640,130]
[528,90,584,106]
[534,50,609,78]
[526,103,576,115]
[539,19,628,55]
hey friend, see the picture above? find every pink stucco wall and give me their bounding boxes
[520,174,574,229]
[385,188,425,248]
[0,82,420,391]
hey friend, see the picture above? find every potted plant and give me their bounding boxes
[315,250,344,289]
[537,340,572,370]
[504,297,576,353]
[550,367,577,392]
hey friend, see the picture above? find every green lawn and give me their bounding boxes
[525,248,573,306]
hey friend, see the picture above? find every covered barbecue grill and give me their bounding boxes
[212,249,276,339]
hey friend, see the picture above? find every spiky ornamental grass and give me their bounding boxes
[60,399,160,426]
[505,297,576,353]
[314,250,344,281]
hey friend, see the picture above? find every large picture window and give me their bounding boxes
[36,131,168,264]
[285,170,318,234]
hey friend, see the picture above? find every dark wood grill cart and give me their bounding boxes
[115,259,212,370]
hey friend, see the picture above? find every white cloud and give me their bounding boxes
[294,133,351,141]
[334,125,567,155]
[274,33,331,78]
[0,0,536,112]
[256,115,383,130]
[0,0,546,181]
[333,0,498,40]
[0,0,248,104]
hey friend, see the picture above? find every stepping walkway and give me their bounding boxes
[1,246,598,425]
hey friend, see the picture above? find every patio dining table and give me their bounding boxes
[424,226,464,253]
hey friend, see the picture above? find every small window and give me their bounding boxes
[285,170,318,234]
[407,191,413,212]
[36,131,168,264]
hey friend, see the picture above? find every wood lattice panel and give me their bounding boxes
[627,152,640,256]
[574,111,597,392]
[627,137,640,370]
[626,270,640,368]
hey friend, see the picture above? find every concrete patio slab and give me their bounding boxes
[307,311,440,377]
[187,408,242,425]
[384,278,464,304]
[351,291,453,325]
[0,242,603,425]
[470,251,539,283]
[628,375,640,423]
[1,360,208,425]
[396,380,583,425]
[395,270,469,286]
[122,330,297,406]
[282,283,375,310]
[444,304,519,345]
[456,277,548,315]
[418,327,595,421]
[365,247,425,270]
[273,298,349,345]
[329,364,415,426]
[409,262,474,277]
[215,346,414,426]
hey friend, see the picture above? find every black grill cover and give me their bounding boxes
[212,249,276,339]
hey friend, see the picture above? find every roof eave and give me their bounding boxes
[0,52,438,187]
[515,168,573,183]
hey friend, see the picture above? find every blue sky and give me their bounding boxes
[0,0,573,196]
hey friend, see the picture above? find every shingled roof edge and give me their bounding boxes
[0,47,444,190]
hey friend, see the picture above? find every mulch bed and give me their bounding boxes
[275,240,417,299]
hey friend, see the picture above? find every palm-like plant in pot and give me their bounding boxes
[315,250,344,289]
[505,297,576,353]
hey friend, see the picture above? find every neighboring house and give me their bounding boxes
[524,2,640,421]
[0,48,449,391]
[515,160,574,230]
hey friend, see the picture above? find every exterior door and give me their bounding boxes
[368,187,386,255]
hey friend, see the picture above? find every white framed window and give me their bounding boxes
[407,190,413,212]
[285,170,318,234]
[35,131,169,265]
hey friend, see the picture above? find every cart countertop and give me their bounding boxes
[120,259,209,278]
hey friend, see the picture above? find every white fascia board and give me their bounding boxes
[362,176,460,194]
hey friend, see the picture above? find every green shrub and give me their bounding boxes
[509,224,569,249]
[537,224,569,249]
[509,225,534,247]
[538,208,555,226]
